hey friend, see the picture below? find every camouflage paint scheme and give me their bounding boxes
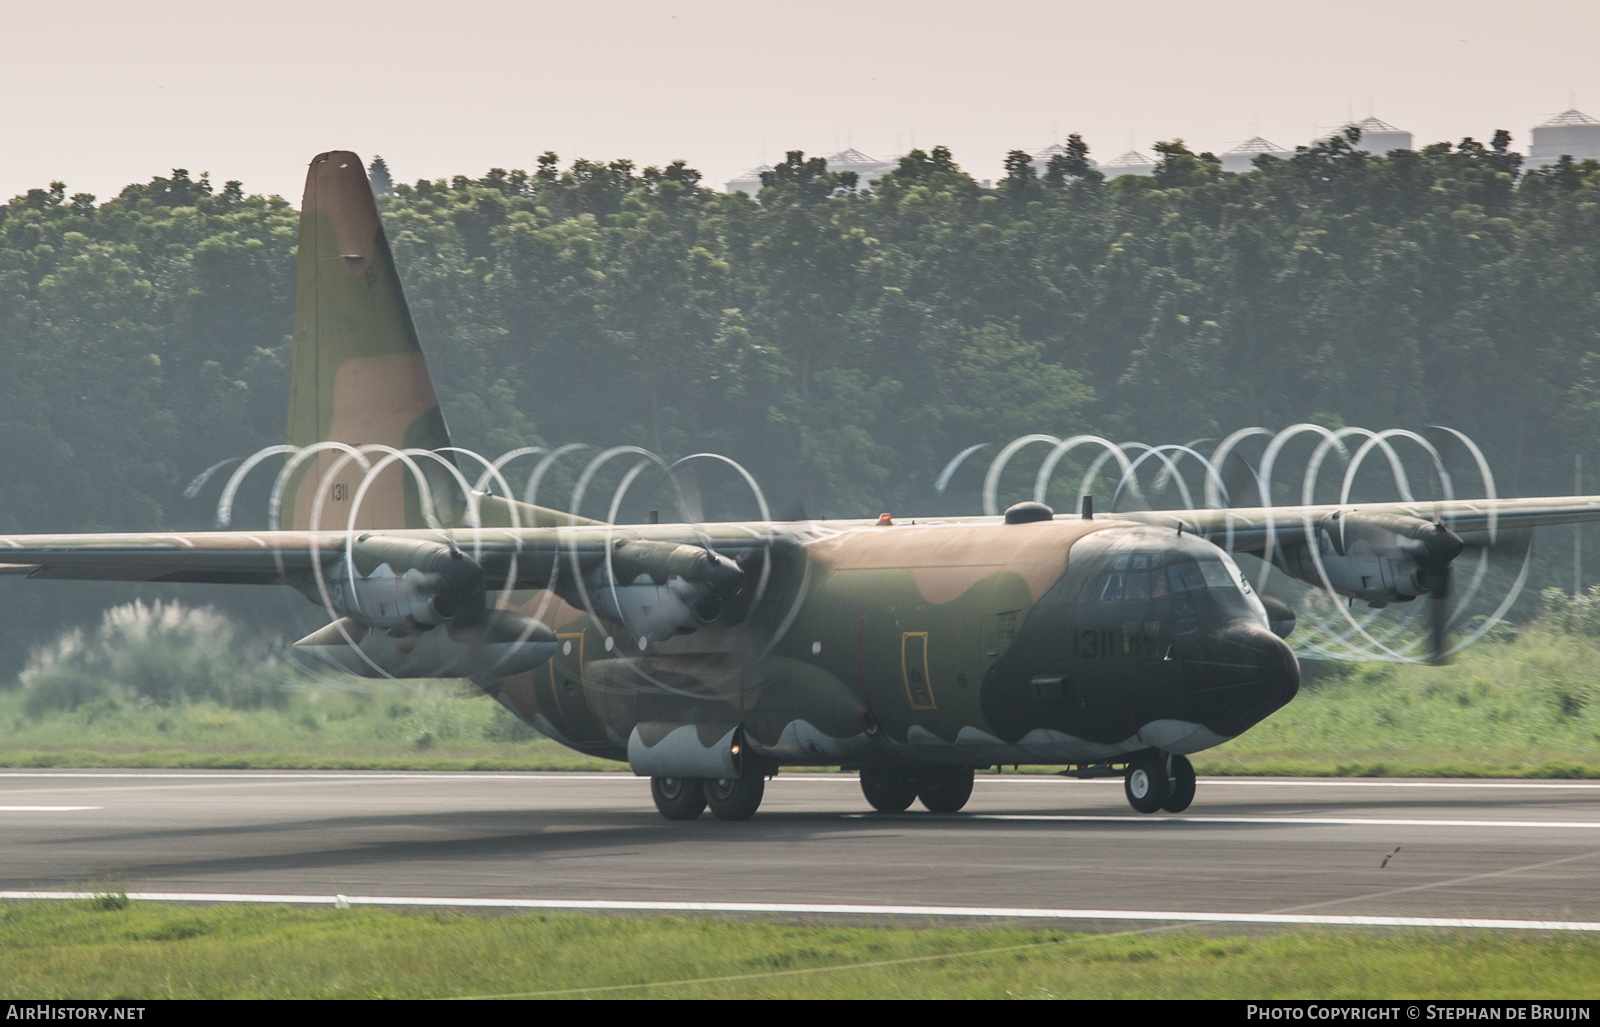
[1,151,1598,791]
[283,151,456,533]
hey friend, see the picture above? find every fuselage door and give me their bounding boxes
[545,631,606,743]
[901,631,936,709]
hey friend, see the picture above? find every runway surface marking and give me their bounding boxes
[4,771,1600,789]
[0,806,101,812]
[1197,779,1600,790]
[845,813,1600,829]
[2,891,1596,932]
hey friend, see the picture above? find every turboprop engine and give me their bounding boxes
[1272,510,1464,606]
[316,535,486,632]
[293,534,559,680]
[570,540,745,642]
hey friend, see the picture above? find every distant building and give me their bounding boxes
[1337,116,1413,154]
[1100,150,1157,178]
[1029,142,1101,178]
[725,165,772,197]
[1526,109,1600,171]
[821,148,899,189]
[1220,136,1290,173]
[724,148,900,196]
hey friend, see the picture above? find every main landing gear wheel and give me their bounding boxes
[705,771,766,821]
[651,776,707,820]
[917,767,976,813]
[859,767,918,813]
[1124,753,1171,814]
[1161,755,1196,813]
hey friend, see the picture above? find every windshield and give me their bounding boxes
[1095,547,1270,628]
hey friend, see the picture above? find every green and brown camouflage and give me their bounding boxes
[284,150,594,533]
[3,150,1599,819]
[284,151,455,532]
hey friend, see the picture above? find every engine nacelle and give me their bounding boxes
[315,537,484,631]
[589,575,721,641]
[293,611,557,680]
[1272,511,1462,607]
[562,541,744,642]
[1279,544,1426,605]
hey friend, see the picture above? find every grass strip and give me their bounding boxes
[3,900,1600,999]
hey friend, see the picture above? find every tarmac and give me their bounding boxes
[4,770,1599,929]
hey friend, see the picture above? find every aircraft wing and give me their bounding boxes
[0,525,785,589]
[1115,495,1600,551]
[0,531,346,583]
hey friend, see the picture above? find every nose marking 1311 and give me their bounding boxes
[1075,630,1114,658]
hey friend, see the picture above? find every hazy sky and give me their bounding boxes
[5,1,1597,203]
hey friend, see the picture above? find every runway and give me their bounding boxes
[3,771,1599,929]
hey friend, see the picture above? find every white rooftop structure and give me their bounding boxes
[1220,136,1290,173]
[724,165,772,197]
[1101,150,1157,178]
[1331,116,1412,154]
[822,148,898,188]
[1527,109,1600,170]
[725,149,900,196]
[1029,142,1100,178]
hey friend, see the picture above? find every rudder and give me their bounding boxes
[283,150,457,531]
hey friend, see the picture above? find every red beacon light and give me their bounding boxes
[877,513,894,526]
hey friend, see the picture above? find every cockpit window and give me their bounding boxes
[1167,561,1207,593]
[1088,539,1271,631]
[1100,552,1248,601]
[1197,560,1236,590]
[1111,553,1163,571]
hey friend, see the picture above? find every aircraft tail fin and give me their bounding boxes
[284,151,456,530]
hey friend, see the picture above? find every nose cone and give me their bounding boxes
[1180,620,1300,738]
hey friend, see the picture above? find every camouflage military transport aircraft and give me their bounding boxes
[5,152,1600,821]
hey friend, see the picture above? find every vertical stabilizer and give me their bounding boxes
[284,151,456,530]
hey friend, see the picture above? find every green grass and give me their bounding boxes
[1,627,1598,776]
[0,681,626,771]
[2,900,1597,999]
[1196,628,1600,777]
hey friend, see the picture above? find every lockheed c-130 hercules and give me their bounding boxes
[5,151,1598,822]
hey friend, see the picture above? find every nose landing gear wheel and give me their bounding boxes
[860,767,918,813]
[1124,754,1171,814]
[651,776,707,820]
[1161,755,1196,813]
[917,767,976,813]
[705,772,766,821]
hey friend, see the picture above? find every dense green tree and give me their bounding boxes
[367,156,393,195]
[1044,134,1104,187]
